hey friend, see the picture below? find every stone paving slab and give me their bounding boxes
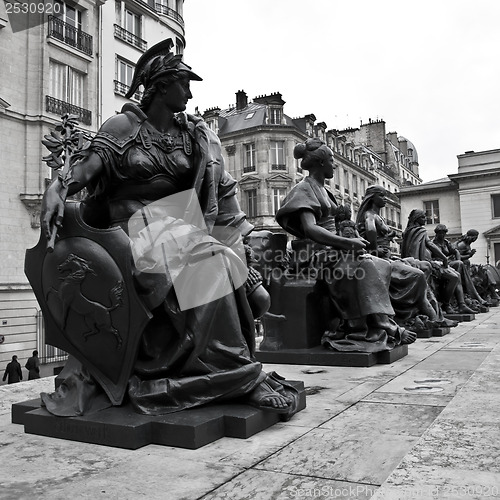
[255,426,421,485]
[0,310,499,499]
[200,469,376,500]
[372,324,500,500]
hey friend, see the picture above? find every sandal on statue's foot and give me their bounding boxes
[246,380,293,414]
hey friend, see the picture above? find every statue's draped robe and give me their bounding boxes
[358,211,433,323]
[401,224,432,261]
[276,177,403,353]
[436,238,485,304]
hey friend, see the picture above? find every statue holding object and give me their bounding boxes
[30,39,301,421]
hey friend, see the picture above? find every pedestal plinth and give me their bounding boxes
[12,381,306,450]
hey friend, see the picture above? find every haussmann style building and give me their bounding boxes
[203,93,421,256]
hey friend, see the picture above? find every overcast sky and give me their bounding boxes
[182,0,500,183]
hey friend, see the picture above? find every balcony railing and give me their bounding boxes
[46,95,92,126]
[114,24,147,51]
[271,164,286,171]
[36,311,68,366]
[114,80,143,101]
[155,4,184,25]
[48,16,93,56]
[243,165,256,173]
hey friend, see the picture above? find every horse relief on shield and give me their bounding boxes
[47,253,124,349]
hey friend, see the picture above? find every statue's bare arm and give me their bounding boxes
[299,211,368,252]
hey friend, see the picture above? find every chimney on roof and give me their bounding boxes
[235,90,248,110]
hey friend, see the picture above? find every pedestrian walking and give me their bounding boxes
[25,350,41,380]
[2,355,23,384]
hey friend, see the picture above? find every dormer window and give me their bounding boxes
[269,107,282,125]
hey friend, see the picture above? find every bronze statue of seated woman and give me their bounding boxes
[276,138,416,353]
[34,39,300,420]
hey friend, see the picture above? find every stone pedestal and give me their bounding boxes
[257,278,408,366]
[260,279,326,350]
[257,345,408,367]
[11,381,306,450]
[432,327,451,337]
[444,313,475,322]
[416,329,432,338]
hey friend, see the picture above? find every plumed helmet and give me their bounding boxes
[125,38,202,99]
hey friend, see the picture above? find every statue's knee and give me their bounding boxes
[248,285,271,319]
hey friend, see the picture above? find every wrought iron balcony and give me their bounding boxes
[48,16,93,56]
[45,95,92,126]
[114,80,143,101]
[154,4,184,25]
[271,164,286,171]
[114,24,147,51]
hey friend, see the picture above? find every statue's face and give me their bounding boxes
[416,213,426,226]
[160,77,192,113]
[342,227,356,238]
[321,147,335,179]
[373,192,387,208]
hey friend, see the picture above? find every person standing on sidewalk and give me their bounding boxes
[25,350,41,380]
[2,355,23,384]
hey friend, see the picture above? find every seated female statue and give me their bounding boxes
[356,185,445,327]
[41,39,298,418]
[276,138,416,353]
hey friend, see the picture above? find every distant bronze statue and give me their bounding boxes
[276,138,416,353]
[356,186,448,328]
[470,264,500,305]
[452,229,489,307]
[401,210,475,314]
[34,39,300,419]
[456,229,479,263]
[432,225,484,311]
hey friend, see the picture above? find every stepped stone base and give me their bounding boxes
[11,381,306,450]
[256,345,408,367]
[444,313,475,322]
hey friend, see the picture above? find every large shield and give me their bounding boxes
[25,202,152,405]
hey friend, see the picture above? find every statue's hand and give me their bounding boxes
[41,182,66,250]
[347,237,368,253]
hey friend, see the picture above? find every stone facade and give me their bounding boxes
[204,91,308,232]
[100,0,186,120]
[0,0,102,366]
[206,94,420,250]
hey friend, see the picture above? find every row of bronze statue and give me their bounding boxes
[30,39,497,422]
[249,138,497,356]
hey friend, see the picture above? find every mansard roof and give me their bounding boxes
[218,102,297,135]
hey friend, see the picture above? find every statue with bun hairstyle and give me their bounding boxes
[277,138,416,353]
